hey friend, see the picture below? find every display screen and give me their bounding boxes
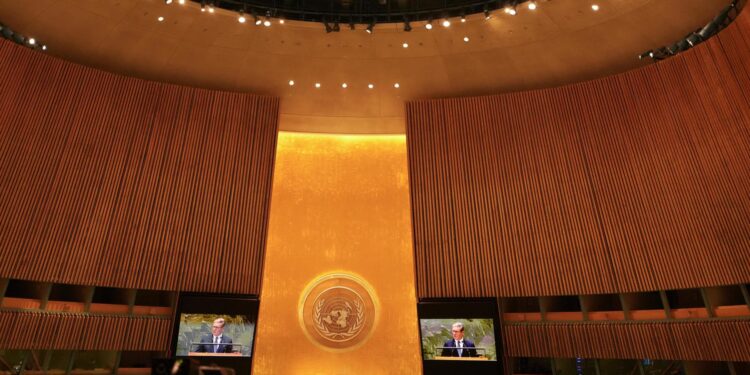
[175,313,255,356]
[419,318,497,360]
[418,300,503,375]
[171,294,259,374]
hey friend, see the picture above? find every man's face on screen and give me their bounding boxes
[451,325,464,340]
[211,321,224,337]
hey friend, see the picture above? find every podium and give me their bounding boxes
[433,346,489,360]
[187,343,245,356]
[433,356,490,361]
[188,353,242,357]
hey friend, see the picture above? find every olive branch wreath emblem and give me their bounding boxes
[313,298,365,340]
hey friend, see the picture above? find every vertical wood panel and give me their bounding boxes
[0,40,279,294]
[0,311,170,350]
[406,12,750,298]
[503,320,750,361]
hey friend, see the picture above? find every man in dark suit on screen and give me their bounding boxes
[194,318,233,353]
[441,322,477,358]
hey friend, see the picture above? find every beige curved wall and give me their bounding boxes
[0,0,731,133]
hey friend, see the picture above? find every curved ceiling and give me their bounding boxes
[0,0,731,133]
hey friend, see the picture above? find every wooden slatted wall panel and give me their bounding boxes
[0,311,170,350]
[406,10,750,298]
[503,320,750,361]
[0,40,279,294]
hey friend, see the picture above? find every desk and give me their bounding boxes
[433,356,489,361]
[188,352,243,357]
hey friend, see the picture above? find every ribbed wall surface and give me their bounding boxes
[406,10,750,298]
[504,320,750,361]
[0,40,279,295]
[0,311,170,350]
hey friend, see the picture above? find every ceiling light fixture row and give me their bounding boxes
[176,0,574,34]
[0,22,47,52]
[289,81,401,89]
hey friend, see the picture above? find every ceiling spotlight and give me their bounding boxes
[442,19,451,27]
[42,45,47,50]
[288,80,295,86]
[314,83,321,88]
[165,0,173,4]
[528,2,537,10]
[463,36,469,42]
[324,22,333,33]
[403,19,412,32]
[207,5,215,13]
[255,15,262,26]
[178,0,185,4]
[200,2,206,12]
[279,18,285,24]
[484,5,491,19]
[461,13,466,23]
[366,22,374,34]
[368,84,374,89]
[238,11,246,23]
[264,19,272,27]
[27,38,36,45]
[341,83,348,88]
[332,22,340,32]
[504,6,516,15]
[591,4,600,11]
[402,42,409,48]
[394,83,400,88]
[157,16,165,22]
[425,19,433,30]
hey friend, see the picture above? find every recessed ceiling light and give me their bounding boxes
[165,0,173,4]
[402,42,409,48]
[28,38,36,45]
[341,83,348,88]
[425,22,433,30]
[264,19,272,27]
[178,0,185,4]
[238,16,246,23]
[315,83,321,88]
[288,80,295,86]
[442,19,451,27]
[368,84,374,89]
[208,6,215,13]
[279,19,285,24]
[463,36,469,42]
[157,16,165,22]
[528,2,537,10]
[41,45,47,50]
[394,83,400,88]
[591,4,600,11]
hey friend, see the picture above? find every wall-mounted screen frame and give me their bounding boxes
[418,298,503,375]
[170,293,259,374]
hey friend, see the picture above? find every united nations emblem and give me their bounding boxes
[299,273,379,350]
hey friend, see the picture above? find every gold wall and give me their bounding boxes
[253,132,421,374]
